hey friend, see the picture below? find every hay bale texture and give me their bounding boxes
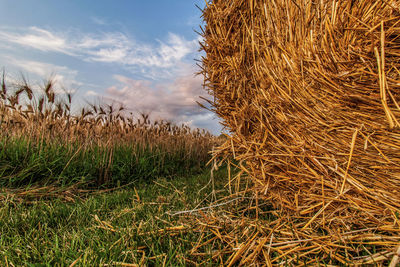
[201,0,400,264]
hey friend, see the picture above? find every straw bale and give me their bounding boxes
[200,0,400,264]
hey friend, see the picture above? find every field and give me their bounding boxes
[1,73,399,265]
[0,75,238,266]
[0,168,235,266]
[3,0,400,264]
[0,74,215,187]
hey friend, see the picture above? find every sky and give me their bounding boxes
[0,1,222,134]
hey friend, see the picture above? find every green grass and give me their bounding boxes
[0,74,233,265]
[0,136,208,188]
[0,168,230,266]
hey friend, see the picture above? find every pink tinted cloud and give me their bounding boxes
[105,72,212,128]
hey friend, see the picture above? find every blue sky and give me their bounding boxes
[0,1,222,134]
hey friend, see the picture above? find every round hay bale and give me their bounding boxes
[201,0,400,264]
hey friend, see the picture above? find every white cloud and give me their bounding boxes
[91,17,107,26]
[85,90,99,97]
[157,33,198,65]
[82,32,198,70]
[0,26,219,132]
[104,70,218,131]
[0,27,200,79]
[3,56,81,92]
[0,27,72,55]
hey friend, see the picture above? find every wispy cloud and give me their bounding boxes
[0,26,219,132]
[82,32,199,71]
[0,26,200,79]
[91,16,107,26]
[85,90,99,97]
[0,27,72,55]
[2,56,81,92]
[104,70,216,130]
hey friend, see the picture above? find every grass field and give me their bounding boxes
[0,135,209,188]
[0,167,235,266]
[0,75,235,266]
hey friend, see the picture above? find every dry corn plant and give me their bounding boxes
[195,0,400,265]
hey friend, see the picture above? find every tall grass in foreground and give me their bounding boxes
[0,73,217,187]
[0,169,233,266]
